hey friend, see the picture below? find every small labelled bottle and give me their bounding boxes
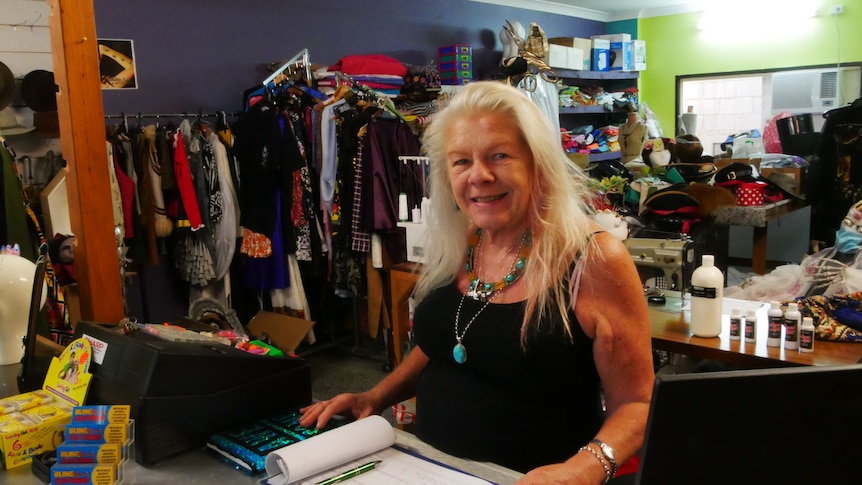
[398,193,409,221]
[766,301,783,348]
[799,316,816,353]
[783,302,801,350]
[744,309,757,343]
[729,307,742,341]
[690,255,724,338]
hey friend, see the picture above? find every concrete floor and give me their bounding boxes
[298,332,399,426]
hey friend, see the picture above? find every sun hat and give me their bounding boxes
[0,108,35,136]
[0,61,14,110]
[21,69,57,112]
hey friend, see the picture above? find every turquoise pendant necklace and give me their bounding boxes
[453,293,493,364]
[453,229,531,364]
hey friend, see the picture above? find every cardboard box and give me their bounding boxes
[246,312,315,355]
[549,37,591,70]
[633,39,647,71]
[591,38,610,71]
[593,34,632,71]
[762,167,805,196]
[1,339,93,469]
[397,221,427,263]
[548,44,584,70]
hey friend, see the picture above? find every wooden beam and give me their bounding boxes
[48,0,124,323]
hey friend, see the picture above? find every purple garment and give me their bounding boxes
[242,188,289,291]
[363,118,422,231]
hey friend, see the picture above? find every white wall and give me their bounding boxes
[1,0,62,184]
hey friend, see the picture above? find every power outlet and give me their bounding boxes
[830,4,844,15]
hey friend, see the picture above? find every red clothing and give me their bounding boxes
[172,133,204,230]
[327,54,407,77]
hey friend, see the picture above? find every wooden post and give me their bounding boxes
[48,0,124,323]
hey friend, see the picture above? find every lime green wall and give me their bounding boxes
[638,4,862,133]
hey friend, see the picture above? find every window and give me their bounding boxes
[677,65,861,156]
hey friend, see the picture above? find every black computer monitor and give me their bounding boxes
[636,364,862,484]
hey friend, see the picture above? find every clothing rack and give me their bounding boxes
[263,48,311,87]
[398,155,430,165]
[104,111,242,119]
[334,71,406,121]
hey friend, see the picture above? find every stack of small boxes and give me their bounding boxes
[438,45,472,85]
[51,405,132,485]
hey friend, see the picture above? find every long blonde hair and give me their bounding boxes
[415,81,598,339]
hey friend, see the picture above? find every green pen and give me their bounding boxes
[315,460,381,485]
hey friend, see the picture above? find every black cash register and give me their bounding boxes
[73,321,312,466]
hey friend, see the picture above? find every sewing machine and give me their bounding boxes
[624,236,694,291]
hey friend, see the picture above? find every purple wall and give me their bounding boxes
[94,0,603,115]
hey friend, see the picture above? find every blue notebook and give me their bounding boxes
[206,410,341,474]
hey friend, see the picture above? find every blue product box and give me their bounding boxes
[56,442,123,464]
[50,463,116,485]
[591,38,610,71]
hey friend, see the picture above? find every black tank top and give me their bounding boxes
[412,282,603,473]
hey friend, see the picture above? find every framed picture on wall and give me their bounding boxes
[97,39,137,90]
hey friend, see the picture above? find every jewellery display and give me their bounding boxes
[454,229,531,364]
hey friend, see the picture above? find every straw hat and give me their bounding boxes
[0,108,35,136]
[0,61,14,110]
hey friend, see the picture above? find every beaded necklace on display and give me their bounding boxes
[453,229,531,365]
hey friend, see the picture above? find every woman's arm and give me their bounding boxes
[517,231,654,484]
[299,345,430,430]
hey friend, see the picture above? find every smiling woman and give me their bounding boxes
[299,81,655,484]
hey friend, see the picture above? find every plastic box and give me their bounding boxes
[438,53,472,63]
[439,61,472,72]
[438,44,472,56]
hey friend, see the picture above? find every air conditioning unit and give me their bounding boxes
[771,67,861,116]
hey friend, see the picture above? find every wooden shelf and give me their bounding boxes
[588,151,622,162]
[559,105,621,115]
[555,69,639,80]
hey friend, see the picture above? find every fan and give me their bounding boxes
[0,253,47,397]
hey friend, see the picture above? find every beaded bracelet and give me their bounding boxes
[578,445,612,484]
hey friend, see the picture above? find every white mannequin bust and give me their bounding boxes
[499,20,525,60]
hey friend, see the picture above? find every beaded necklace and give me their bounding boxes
[453,229,531,364]
[464,229,531,302]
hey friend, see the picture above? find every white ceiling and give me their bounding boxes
[471,0,704,22]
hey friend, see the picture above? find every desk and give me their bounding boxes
[0,429,523,485]
[649,294,862,368]
[713,199,809,274]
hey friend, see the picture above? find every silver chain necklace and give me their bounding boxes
[452,292,495,364]
[454,230,530,364]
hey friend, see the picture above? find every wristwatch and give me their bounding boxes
[590,439,618,477]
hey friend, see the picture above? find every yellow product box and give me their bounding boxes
[21,403,72,424]
[1,338,93,469]
[0,413,32,434]
[51,462,116,485]
[0,389,54,414]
